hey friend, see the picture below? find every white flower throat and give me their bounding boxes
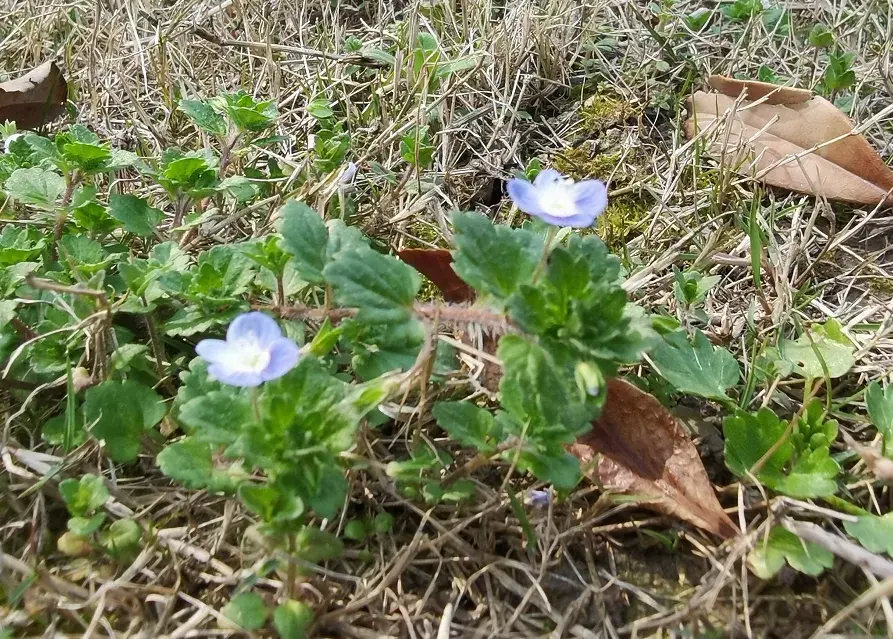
[235,337,271,372]
[538,179,577,218]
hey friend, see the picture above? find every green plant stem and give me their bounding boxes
[51,171,81,261]
[251,387,261,422]
[531,226,558,284]
[286,532,297,600]
[270,302,516,334]
[823,494,870,517]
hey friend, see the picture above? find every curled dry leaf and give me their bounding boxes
[569,378,738,539]
[685,75,893,206]
[842,431,893,481]
[401,249,737,538]
[397,248,475,304]
[0,61,68,130]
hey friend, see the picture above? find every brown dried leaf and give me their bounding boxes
[0,61,68,130]
[842,432,893,481]
[569,378,738,539]
[685,75,893,206]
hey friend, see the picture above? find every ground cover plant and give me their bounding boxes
[2,0,893,636]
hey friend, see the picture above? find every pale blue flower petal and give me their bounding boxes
[261,338,302,381]
[195,339,232,364]
[207,364,265,388]
[532,168,564,187]
[572,179,608,216]
[535,209,598,228]
[507,178,547,216]
[226,311,282,347]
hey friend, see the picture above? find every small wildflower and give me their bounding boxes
[527,488,552,507]
[507,168,608,228]
[196,312,300,387]
[339,161,358,184]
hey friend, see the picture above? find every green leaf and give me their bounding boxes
[239,483,304,523]
[451,211,543,302]
[400,127,435,167]
[325,219,367,261]
[373,512,394,534]
[219,175,258,202]
[83,381,167,462]
[41,410,88,450]
[178,391,252,446]
[61,141,111,174]
[179,99,227,136]
[343,318,424,379]
[651,330,739,401]
[274,600,314,639]
[68,513,106,537]
[498,335,596,442]
[723,408,792,478]
[211,91,278,132]
[323,247,421,323]
[343,519,368,541]
[307,98,334,119]
[59,474,109,517]
[0,226,45,264]
[844,514,893,555]
[109,194,164,237]
[59,234,117,275]
[0,300,17,326]
[433,402,500,453]
[294,526,344,563]
[770,446,839,498]
[518,448,581,490]
[866,382,893,455]
[684,7,711,31]
[808,23,834,48]
[4,167,65,208]
[749,526,833,579]
[221,592,269,631]
[99,519,142,559]
[761,6,790,36]
[506,236,653,367]
[157,438,241,493]
[278,200,328,284]
[777,320,854,379]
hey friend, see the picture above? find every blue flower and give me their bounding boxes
[527,489,552,507]
[196,312,300,387]
[507,168,608,228]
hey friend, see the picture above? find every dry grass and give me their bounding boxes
[2,0,893,636]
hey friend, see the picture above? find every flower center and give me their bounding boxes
[235,338,272,372]
[539,181,577,218]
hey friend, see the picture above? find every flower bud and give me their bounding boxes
[575,362,603,398]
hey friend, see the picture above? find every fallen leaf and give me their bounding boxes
[401,249,737,538]
[570,378,738,539]
[0,62,68,130]
[397,248,475,303]
[685,75,893,206]
[842,431,893,481]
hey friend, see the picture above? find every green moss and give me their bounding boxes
[579,94,632,134]
[596,194,651,254]
[553,147,621,181]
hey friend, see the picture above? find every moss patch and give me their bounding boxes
[596,195,651,255]
[579,93,634,134]
[553,147,622,180]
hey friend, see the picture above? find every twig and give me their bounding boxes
[267,302,516,334]
[780,518,893,579]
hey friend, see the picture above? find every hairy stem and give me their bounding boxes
[268,302,515,334]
